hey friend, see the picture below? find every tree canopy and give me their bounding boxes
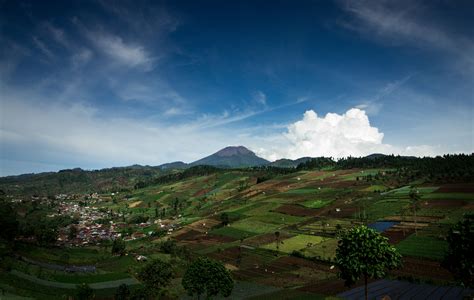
[136,259,174,296]
[182,257,233,299]
[443,214,474,288]
[335,225,402,300]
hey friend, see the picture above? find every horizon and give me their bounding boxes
[1,0,474,176]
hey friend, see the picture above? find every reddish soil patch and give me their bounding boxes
[174,229,202,241]
[390,257,453,282]
[382,228,415,244]
[273,204,321,217]
[245,232,294,247]
[193,188,211,197]
[436,183,474,193]
[322,180,358,189]
[175,229,235,243]
[321,206,358,218]
[421,199,466,208]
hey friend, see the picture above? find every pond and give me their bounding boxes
[368,221,399,232]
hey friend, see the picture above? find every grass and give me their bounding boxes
[249,212,307,225]
[422,193,474,200]
[284,188,320,194]
[303,238,339,260]
[51,272,130,284]
[362,185,388,192]
[210,226,257,239]
[301,199,333,209]
[396,234,448,260]
[365,198,410,220]
[261,234,324,253]
[232,219,282,234]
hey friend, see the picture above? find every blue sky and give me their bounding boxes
[1,0,473,175]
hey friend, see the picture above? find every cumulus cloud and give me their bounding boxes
[255,108,443,161]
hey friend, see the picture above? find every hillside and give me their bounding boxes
[1,156,473,299]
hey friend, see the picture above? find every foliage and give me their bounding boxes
[112,239,126,256]
[182,257,234,299]
[443,214,474,287]
[76,283,94,300]
[336,225,401,299]
[220,212,230,226]
[0,200,19,241]
[115,283,131,300]
[136,258,174,295]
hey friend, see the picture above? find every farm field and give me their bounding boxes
[0,156,473,299]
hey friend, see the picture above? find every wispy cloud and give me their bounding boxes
[88,31,154,70]
[32,36,54,59]
[338,0,474,75]
[355,74,413,115]
[253,90,267,106]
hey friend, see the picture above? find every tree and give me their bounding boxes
[409,189,421,235]
[335,225,402,300]
[220,213,230,226]
[115,283,131,300]
[182,257,233,299]
[136,259,174,296]
[0,201,19,242]
[274,231,280,250]
[443,214,474,288]
[76,283,94,300]
[69,225,78,240]
[112,238,126,256]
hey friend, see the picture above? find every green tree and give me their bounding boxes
[182,257,233,299]
[0,200,19,242]
[115,283,131,300]
[335,225,401,300]
[442,214,474,288]
[274,231,280,250]
[136,259,174,297]
[409,189,421,235]
[76,283,94,300]
[112,238,126,256]
[220,213,230,226]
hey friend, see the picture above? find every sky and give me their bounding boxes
[0,0,473,176]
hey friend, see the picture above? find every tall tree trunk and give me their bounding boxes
[365,274,368,300]
[414,206,417,236]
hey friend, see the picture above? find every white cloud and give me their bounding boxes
[89,31,154,70]
[254,108,446,161]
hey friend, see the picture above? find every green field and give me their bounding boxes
[210,226,257,239]
[301,199,333,209]
[396,235,448,260]
[262,234,325,253]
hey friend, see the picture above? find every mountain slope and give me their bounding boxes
[269,157,313,168]
[190,146,269,168]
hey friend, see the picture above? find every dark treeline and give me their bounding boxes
[296,154,474,182]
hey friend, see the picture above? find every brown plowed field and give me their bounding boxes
[383,228,415,244]
[421,199,466,208]
[273,204,321,217]
[390,257,454,282]
[436,183,474,193]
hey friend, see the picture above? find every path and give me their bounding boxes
[10,270,138,290]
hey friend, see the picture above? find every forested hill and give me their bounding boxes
[1,153,473,197]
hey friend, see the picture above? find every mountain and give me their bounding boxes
[269,157,313,168]
[158,161,188,170]
[190,146,269,168]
